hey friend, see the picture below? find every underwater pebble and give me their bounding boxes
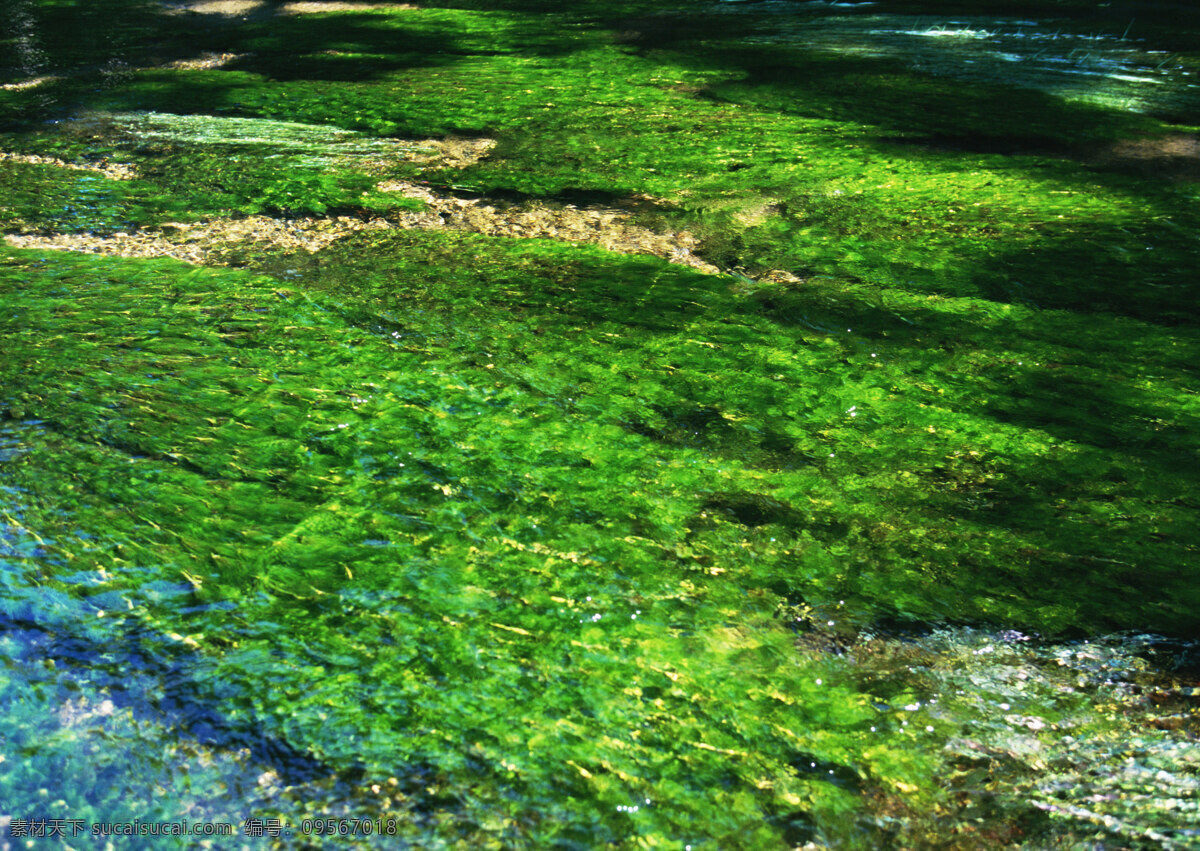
[5,181,720,274]
[0,150,137,180]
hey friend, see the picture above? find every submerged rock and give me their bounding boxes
[0,151,137,181]
[795,617,1200,847]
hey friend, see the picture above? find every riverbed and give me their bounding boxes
[2,0,1198,847]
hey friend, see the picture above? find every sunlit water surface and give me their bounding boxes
[2,1,1199,846]
[717,0,1200,115]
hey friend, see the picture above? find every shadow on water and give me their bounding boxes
[243,224,1200,635]
[214,14,465,83]
[743,275,1200,630]
[2,2,1200,840]
[0,0,165,78]
[984,367,1200,469]
[0,422,338,820]
[0,499,332,792]
[979,222,1200,326]
[1,0,601,132]
[597,7,1200,329]
[0,610,329,782]
[669,45,1169,151]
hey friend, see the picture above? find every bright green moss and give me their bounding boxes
[2,0,1199,845]
[0,247,930,847]
[4,224,1196,843]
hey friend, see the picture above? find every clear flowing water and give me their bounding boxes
[716,2,1200,115]
[2,0,1199,847]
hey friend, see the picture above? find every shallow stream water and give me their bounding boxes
[2,0,1199,847]
[717,1,1200,116]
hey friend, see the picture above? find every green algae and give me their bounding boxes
[2,228,1197,845]
[0,247,914,848]
[0,111,427,224]
[2,0,1200,846]
[0,159,144,233]
[218,228,1200,637]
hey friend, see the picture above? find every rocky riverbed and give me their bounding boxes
[3,165,719,274]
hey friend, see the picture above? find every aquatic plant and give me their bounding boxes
[2,0,1198,845]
